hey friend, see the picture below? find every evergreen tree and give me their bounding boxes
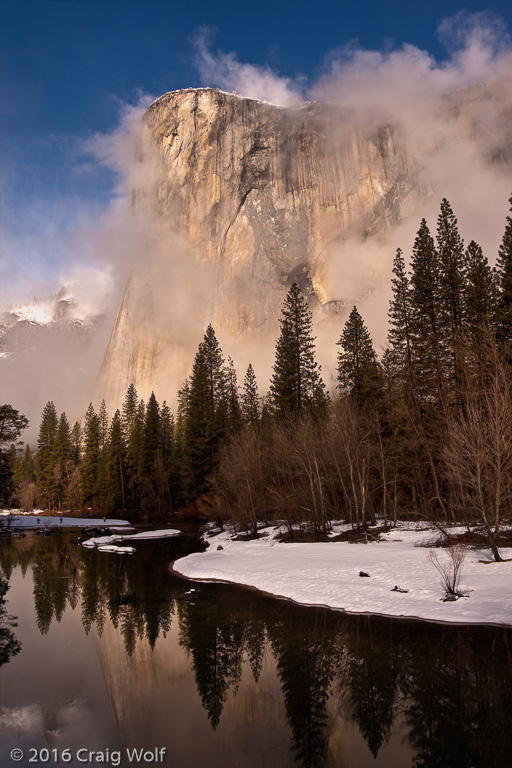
[225,357,242,434]
[122,386,142,509]
[98,400,109,450]
[11,441,34,507]
[106,410,126,512]
[241,364,260,428]
[20,444,35,483]
[122,384,139,443]
[409,218,445,405]
[35,401,59,510]
[436,199,468,406]
[495,194,512,345]
[53,412,73,509]
[81,403,101,509]
[437,198,465,345]
[160,401,176,512]
[0,405,28,506]
[0,445,17,507]
[463,240,497,339]
[202,324,227,414]
[70,421,82,466]
[185,327,228,495]
[139,392,161,510]
[388,248,413,373]
[269,283,327,417]
[337,307,380,405]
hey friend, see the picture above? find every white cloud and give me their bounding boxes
[192,27,304,107]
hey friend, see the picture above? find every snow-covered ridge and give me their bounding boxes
[173,523,512,627]
[147,86,292,111]
[1,294,97,331]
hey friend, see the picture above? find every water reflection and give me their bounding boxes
[1,533,512,768]
[0,574,21,668]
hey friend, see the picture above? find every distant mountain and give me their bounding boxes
[0,289,102,362]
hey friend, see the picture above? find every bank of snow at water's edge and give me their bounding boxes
[81,529,181,552]
[172,524,512,626]
[0,513,133,529]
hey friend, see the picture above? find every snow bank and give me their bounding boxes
[82,529,181,549]
[96,545,136,554]
[0,515,132,529]
[173,524,512,627]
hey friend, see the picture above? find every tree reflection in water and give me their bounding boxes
[0,574,21,667]
[1,533,512,768]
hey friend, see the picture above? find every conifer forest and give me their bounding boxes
[3,195,512,558]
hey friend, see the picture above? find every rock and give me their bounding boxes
[96,87,418,410]
[359,571,370,577]
[217,544,224,551]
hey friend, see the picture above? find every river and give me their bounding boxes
[0,530,511,768]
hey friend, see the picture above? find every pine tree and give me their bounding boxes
[20,444,35,483]
[337,307,380,404]
[0,405,28,506]
[269,283,327,417]
[106,410,126,512]
[388,248,413,372]
[463,240,497,339]
[437,199,465,341]
[12,443,36,511]
[202,324,227,415]
[122,384,139,443]
[175,380,190,504]
[225,357,242,434]
[241,364,260,428]
[80,403,101,509]
[122,386,142,509]
[495,194,512,345]
[139,392,161,511]
[160,401,176,512]
[53,412,73,509]
[70,421,82,466]
[35,401,59,510]
[185,327,228,494]
[98,400,109,450]
[437,199,466,400]
[409,218,445,405]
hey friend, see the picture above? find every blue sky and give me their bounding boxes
[1,0,512,298]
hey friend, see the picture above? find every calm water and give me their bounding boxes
[0,531,512,768]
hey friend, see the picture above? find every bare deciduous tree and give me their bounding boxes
[443,346,512,561]
[428,543,467,597]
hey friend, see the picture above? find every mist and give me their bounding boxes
[192,13,512,383]
[0,98,155,442]
[2,12,512,442]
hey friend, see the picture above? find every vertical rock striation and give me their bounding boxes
[98,87,419,409]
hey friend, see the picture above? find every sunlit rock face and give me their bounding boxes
[145,88,413,291]
[98,87,419,409]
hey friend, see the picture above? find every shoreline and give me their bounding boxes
[172,522,512,628]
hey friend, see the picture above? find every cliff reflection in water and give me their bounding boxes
[1,533,512,768]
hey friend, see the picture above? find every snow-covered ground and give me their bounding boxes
[173,523,512,627]
[82,528,181,553]
[0,514,132,529]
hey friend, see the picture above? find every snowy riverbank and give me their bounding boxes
[173,523,512,626]
[0,512,132,529]
[81,528,181,553]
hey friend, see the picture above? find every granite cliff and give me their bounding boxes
[97,87,421,409]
